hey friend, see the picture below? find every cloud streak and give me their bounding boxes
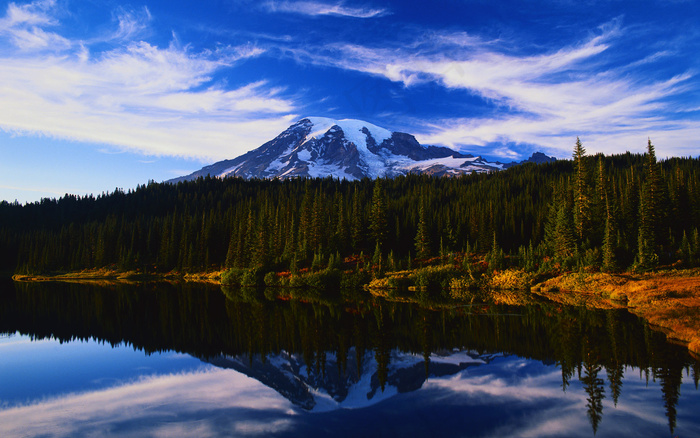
[0,0,69,50]
[281,21,698,158]
[0,1,298,161]
[0,367,296,437]
[262,1,389,18]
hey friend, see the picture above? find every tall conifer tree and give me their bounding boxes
[573,137,592,245]
[414,198,431,261]
[369,179,388,249]
[637,139,664,269]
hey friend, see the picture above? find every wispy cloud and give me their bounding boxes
[0,367,295,437]
[111,6,152,41]
[0,0,69,50]
[262,1,389,18]
[280,20,698,158]
[0,1,298,161]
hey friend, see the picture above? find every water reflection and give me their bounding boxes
[0,358,297,437]
[1,279,699,437]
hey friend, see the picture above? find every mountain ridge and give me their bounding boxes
[170,117,555,183]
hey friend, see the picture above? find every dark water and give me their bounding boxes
[1,278,699,437]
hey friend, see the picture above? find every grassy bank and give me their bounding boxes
[531,268,700,357]
[12,268,224,284]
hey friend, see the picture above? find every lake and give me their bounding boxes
[1,278,699,437]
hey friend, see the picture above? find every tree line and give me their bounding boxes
[1,140,699,277]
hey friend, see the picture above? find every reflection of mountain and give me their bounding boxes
[3,280,699,433]
[206,349,492,411]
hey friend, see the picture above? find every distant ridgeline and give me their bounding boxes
[0,141,699,278]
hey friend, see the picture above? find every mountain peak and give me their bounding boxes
[169,118,555,183]
[301,117,392,148]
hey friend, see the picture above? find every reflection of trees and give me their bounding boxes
[1,280,699,431]
[581,360,606,435]
[373,302,391,391]
[606,362,624,407]
[418,308,433,379]
[651,339,685,434]
[656,365,682,434]
[605,311,624,406]
[555,308,579,392]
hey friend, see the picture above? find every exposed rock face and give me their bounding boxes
[170,117,555,183]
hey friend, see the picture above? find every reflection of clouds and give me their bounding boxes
[422,358,697,437]
[1,350,699,437]
[0,368,296,437]
[234,419,294,434]
[427,366,567,401]
[0,336,51,348]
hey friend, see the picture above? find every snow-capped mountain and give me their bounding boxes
[205,348,496,411]
[171,117,554,182]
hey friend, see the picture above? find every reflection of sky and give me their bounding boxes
[0,332,204,406]
[1,335,699,438]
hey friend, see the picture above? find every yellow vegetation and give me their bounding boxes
[532,268,700,355]
[486,269,532,290]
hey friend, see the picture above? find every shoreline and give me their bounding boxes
[530,268,700,357]
[11,269,223,284]
[11,267,700,356]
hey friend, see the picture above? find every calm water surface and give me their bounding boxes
[1,279,699,437]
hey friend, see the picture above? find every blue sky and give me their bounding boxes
[1,0,699,203]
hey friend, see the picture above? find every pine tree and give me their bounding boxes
[350,187,364,250]
[602,195,618,272]
[679,231,691,265]
[334,199,349,253]
[310,188,324,252]
[486,231,505,271]
[554,197,577,263]
[369,179,388,249]
[573,137,592,245]
[593,155,608,245]
[414,199,431,261]
[224,230,237,268]
[636,190,656,270]
[372,241,383,278]
[545,187,577,263]
[637,139,664,270]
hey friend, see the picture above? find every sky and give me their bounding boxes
[0,0,699,203]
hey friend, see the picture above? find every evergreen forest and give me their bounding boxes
[1,140,699,288]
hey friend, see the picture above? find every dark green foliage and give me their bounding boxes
[602,196,618,272]
[636,140,667,271]
[304,268,342,290]
[573,138,593,245]
[369,179,388,248]
[485,232,505,271]
[412,265,461,291]
[1,149,699,276]
[414,199,431,262]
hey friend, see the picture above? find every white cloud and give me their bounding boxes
[0,1,298,161]
[282,21,698,159]
[111,6,152,41]
[0,0,70,50]
[262,1,389,18]
[0,367,295,437]
[2,0,56,27]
